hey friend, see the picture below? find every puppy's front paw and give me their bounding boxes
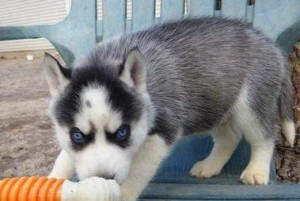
[240,166,269,185]
[190,160,222,179]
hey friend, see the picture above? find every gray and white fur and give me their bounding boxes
[45,18,296,201]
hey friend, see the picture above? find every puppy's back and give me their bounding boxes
[93,18,286,132]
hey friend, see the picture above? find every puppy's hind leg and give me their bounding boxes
[239,122,274,185]
[234,87,275,185]
[190,121,241,179]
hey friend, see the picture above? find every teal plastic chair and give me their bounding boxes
[1,0,300,200]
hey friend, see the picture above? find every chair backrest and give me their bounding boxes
[0,0,300,65]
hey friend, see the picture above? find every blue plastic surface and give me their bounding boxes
[153,135,276,184]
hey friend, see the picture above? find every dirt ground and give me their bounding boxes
[0,55,60,178]
[0,53,299,182]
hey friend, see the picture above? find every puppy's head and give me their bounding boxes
[44,50,153,184]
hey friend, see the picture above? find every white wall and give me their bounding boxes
[0,0,71,52]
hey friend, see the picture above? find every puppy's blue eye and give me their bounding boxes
[70,128,85,144]
[115,125,130,141]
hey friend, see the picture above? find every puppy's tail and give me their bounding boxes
[279,62,296,147]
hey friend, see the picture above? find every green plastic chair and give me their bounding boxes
[1,0,300,200]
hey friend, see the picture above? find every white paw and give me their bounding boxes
[190,160,222,179]
[240,167,269,185]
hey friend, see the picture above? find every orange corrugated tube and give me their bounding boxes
[0,177,65,201]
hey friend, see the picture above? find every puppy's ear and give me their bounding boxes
[43,53,71,97]
[119,48,147,93]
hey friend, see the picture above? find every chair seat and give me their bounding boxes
[153,135,272,184]
[139,135,299,200]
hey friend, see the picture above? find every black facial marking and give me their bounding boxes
[54,65,143,128]
[55,85,80,126]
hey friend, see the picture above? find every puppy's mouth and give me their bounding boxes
[78,172,117,182]
[100,173,115,180]
[111,173,127,185]
[98,173,126,185]
[77,169,127,185]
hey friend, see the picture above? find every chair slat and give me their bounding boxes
[102,0,126,40]
[221,0,247,20]
[189,0,215,17]
[132,0,155,32]
[246,4,255,23]
[161,0,185,22]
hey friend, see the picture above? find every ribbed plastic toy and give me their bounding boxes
[0,176,121,201]
[0,177,64,201]
[0,177,65,201]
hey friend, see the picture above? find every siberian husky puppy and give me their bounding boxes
[45,18,295,201]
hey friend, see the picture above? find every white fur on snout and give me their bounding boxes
[74,137,131,184]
